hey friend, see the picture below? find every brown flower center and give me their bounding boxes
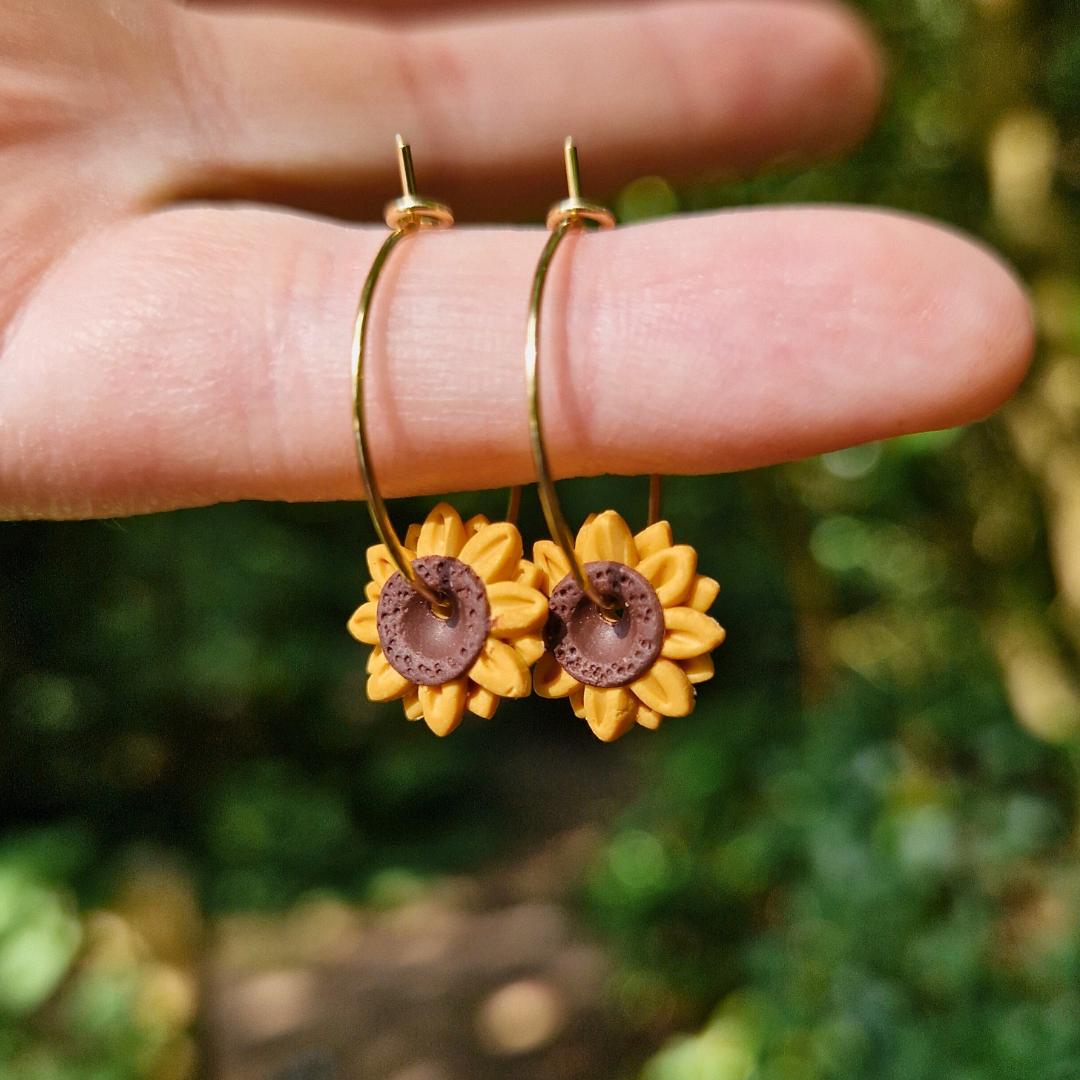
[377,556,490,686]
[545,561,664,688]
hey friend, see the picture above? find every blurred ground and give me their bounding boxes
[207,830,649,1080]
[205,740,657,1080]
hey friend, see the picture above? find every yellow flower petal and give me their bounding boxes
[574,519,593,559]
[419,679,468,737]
[569,686,586,719]
[634,520,673,561]
[366,544,416,589]
[366,544,396,589]
[367,648,412,702]
[661,607,726,660]
[682,653,715,685]
[637,706,663,730]
[688,575,720,613]
[487,581,548,635]
[469,638,531,698]
[637,545,697,607]
[365,581,381,603]
[576,510,638,567]
[509,632,546,667]
[347,602,380,645]
[515,559,545,591]
[459,522,523,584]
[533,652,581,699]
[584,686,638,742]
[417,502,467,559]
[403,691,423,721]
[466,683,500,720]
[464,514,490,538]
[631,659,695,717]
[533,540,572,595]
[575,514,598,549]
[404,523,422,551]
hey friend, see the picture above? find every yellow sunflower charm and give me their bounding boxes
[347,503,549,737]
[531,510,725,742]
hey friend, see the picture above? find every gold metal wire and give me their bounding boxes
[505,484,522,527]
[648,473,663,528]
[352,136,454,615]
[526,217,596,604]
[356,137,657,618]
[527,140,618,613]
[527,140,664,610]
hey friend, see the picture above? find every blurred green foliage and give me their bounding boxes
[5,0,1080,1077]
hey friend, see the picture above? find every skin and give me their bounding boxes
[0,0,1033,519]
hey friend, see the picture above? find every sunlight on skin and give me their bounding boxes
[0,0,1033,518]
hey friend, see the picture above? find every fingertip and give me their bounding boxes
[926,225,1036,425]
[617,0,885,186]
[569,207,1036,473]
[661,0,886,172]
[775,208,1034,444]
[797,0,886,157]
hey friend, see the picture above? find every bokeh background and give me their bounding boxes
[4,0,1080,1077]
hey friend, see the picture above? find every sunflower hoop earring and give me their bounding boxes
[347,136,546,737]
[529,139,726,742]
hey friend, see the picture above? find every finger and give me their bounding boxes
[187,0,587,17]
[0,205,1032,519]
[173,0,882,219]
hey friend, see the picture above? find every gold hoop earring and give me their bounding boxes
[347,137,547,737]
[528,139,726,742]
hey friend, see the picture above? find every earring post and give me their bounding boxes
[395,134,417,197]
[563,137,581,199]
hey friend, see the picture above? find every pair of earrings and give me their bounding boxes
[347,137,725,741]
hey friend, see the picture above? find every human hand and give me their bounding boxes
[0,0,1031,519]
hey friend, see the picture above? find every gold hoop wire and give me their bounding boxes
[526,139,663,614]
[353,137,522,614]
[352,136,454,613]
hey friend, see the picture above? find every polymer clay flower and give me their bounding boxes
[532,510,725,742]
[348,503,549,736]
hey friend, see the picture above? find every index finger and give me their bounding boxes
[0,205,1033,519]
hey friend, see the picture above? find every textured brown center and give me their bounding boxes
[376,555,490,686]
[544,560,664,688]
